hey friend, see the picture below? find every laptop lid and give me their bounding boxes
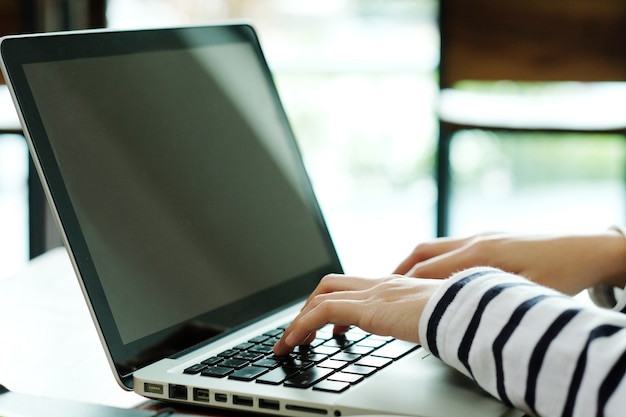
[0,24,342,390]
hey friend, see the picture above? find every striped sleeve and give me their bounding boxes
[419,267,626,417]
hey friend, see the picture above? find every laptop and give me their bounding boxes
[0,24,519,417]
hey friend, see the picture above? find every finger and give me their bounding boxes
[393,236,473,275]
[274,298,364,355]
[274,275,386,355]
[405,243,480,278]
[306,274,380,303]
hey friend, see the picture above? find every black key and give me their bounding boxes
[342,364,377,377]
[357,338,388,349]
[328,371,364,385]
[220,358,250,369]
[283,367,333,388]
[201,366,233,378]
[263,328,284,337]
[372,339,419,359]
[249,344,274,355]
[183,363,207,374]
[332,352,361,363]
[312,345,340,356]
[342,331,367,343]
[313,380,351,393]
[296,353,327,363]
[268,354,293,364]
[323,336,353,349]
[293,345,314,354]
[253,358,281,369]
[369,334,394,342]
[234,352,264,362]
[345,345,374,355]
[261,338,280,347]
[317,359,348,370]
[309,338,327,347]
[218,349,239,358]
[249,335,270,343]
[355,356,393,369]
[256,367,299,385]
[229,366,268,381]
[233,342,254,351]
[268,355,312,371]
[201,356,223,366]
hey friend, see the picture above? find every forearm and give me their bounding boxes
[420,267,626,417]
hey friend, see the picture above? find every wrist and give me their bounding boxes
[602,226,626,289]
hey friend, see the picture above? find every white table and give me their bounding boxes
[0,247,145,408]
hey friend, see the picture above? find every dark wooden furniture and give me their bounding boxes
[436,0,626,236]
[0,0,107,258]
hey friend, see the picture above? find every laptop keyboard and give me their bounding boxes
[182,324,419,393]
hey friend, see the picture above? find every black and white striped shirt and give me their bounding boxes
[419,267,626,417]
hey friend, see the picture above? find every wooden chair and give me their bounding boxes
[436,0,626,236]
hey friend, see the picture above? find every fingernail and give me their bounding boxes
[284,332,296,347]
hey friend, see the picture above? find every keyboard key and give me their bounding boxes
[183,363,207,374]
[342,364,377,377]
[317,359,348,370]
[372,340,419,359]
[313,380,351,393]
[312,345,340,356]
[345,345,374,355]
[234,342,254,351]
[342,331,367,343]
[283,367,334,389]
[220,358,249,369]
[201,366,233,378]
[253,358,281,369]
[263,328,284,337]
[295,353,328,363]
[218,349,239,358]
[256,367,299,385]
[229,366,268,381]
[356,338,388,349]
[248,335,270,343]
[355,356,393,369]
[249,345,274,355]
[234,351,264,362]
[269,355,312,371]
[323,336,353,349]
[332,352,361,363]
[201,356,222,366]
[328,372,364,385]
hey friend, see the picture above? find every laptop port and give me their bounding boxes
[215,393,228,403]
[259,398,280,410]
[143,382,163,395]
[286,404,328,415]
[193,388,210,403]
[233,395,253,407]
[168,384,187,400]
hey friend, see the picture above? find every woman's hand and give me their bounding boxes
[394,230,626,295]
[273,274,442,355]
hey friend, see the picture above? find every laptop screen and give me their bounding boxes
[1,25,341,385]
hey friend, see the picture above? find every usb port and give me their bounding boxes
[193,388,210,403]
[233,395,253,407]
[259,398,280,410]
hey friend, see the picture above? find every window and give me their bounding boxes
[106,0,439,274]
